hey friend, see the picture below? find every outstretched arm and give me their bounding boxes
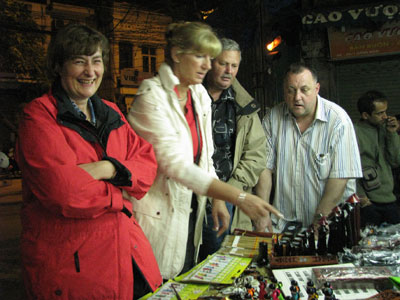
[207,178,282,227]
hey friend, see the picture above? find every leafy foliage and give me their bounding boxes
[0,0,47,82]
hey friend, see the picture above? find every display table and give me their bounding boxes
[140,227,400,300]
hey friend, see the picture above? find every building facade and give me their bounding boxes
[234,0,400,120]
[0,0,172,153]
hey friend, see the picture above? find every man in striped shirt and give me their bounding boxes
[262,62,362,232]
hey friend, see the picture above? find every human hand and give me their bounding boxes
[385,116,399,133]
[212,199,231,237]
[254,213,272,232]
[78,160,116,180]
[237,193,283,223]
[357,195,372,208]
[311,213,330,240]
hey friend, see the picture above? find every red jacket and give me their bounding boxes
[16,85,162,299]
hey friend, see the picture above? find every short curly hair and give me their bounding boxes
[46,23,109,81]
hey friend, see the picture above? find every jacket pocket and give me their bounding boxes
[133,202,163,219]
[65,229,120,298]
[73,251,80,273]
[22,233,119,299]
[361,166,380,191]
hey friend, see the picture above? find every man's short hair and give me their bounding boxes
[357,90,387,115]
[219,38,241,61]
[285,62,318,83]
[220,38,241,52]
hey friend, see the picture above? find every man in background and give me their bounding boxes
[354,90,400,227]
[199,38,267,259]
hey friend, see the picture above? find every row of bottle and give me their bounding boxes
[272,195,361,257]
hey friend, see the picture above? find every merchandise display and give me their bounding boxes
[312,266,393,289]
[176,253,252,285]
[140,196,400,299]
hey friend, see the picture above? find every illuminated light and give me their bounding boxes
[200,9,215,20]
[266,36,282,52]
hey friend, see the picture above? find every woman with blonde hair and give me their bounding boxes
[128,21,282,279]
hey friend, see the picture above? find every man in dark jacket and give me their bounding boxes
[354,90,400,227]
[199,38,267,259]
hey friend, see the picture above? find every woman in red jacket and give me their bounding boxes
[16,23,162,299]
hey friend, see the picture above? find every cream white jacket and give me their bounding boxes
[127,63,217,279]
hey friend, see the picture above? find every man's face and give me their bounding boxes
[284,69,320,121]
[363,101,388,127]
[208,50,241,90]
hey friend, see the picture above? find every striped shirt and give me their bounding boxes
[263,95,362,231]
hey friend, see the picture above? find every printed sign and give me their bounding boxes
[328,21,400,60]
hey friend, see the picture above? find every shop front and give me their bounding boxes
[118,68,154,113]
[301,1,400,120]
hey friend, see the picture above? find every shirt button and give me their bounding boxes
[54,289,62,296]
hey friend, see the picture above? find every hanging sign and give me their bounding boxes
[302,2,400,27]
[328,21,400,60]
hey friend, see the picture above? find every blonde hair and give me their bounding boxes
[165,22,221,65]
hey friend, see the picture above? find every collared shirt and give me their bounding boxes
[70,98,96,126]
[263,95,362,230]
[210,86,236,182]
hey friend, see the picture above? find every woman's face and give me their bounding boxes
[59,48,104,102]
[173,52,212,86]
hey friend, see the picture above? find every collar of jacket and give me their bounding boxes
[231,78,260,116]
[202,77,260,116]
[52,80,124,150]
[157,63,204,103]
[158,63,180,93]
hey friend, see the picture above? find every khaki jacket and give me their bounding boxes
[228,79,267,231]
